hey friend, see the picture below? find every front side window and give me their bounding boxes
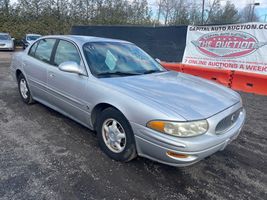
[34,39,56,63]
[83,42,165,78]
[54,40,81,66]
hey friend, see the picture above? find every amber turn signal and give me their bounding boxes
[166,151,189,159]
[147,121,165,132]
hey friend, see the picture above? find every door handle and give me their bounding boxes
[49,73,55,78]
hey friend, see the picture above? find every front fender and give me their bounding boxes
[87,78,185,127]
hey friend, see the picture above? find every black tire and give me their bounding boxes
[96,107,137,162]
[18,73,34,104]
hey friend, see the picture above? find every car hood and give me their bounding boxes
[101,71,240,120]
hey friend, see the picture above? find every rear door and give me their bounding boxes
[23,38,56,103]
[46,39,90,126]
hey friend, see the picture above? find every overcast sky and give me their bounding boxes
[147,0,267,9]
[148,0,267,21]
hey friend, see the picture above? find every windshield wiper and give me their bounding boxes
[143,69,165,74]
[97,71,142,77]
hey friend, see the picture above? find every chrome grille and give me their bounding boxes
[215,108,241,134]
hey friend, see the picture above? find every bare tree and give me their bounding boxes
[205,0,240,24]
[239,4,259,23]
[160,0,176,25]
[169,0,190,25]
[205,0,221,24]
[220,1,240,24]
[156,0,163,24]
[188,3,202,25]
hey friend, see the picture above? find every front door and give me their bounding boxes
[46,39,90,126]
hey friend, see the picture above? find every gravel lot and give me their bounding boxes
[0,51,266,200]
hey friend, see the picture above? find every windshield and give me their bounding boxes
[0,35,11,40]
[27,35,41,41]
[83,42,165,77]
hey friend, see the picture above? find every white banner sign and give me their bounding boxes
[182,23,267,74]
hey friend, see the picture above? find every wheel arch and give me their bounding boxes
[16,69,23,82]
[91,103,128,130]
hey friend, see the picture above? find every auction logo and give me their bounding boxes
[192,32,267,58]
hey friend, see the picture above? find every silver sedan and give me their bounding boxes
[0,33,15,51]
[10,35,246,167]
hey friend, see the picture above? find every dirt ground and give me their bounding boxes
[0,51,266,200]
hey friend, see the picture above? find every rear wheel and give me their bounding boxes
[18,73,34,104]
[96,108,137,162]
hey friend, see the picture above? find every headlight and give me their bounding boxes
[147,120,208,137]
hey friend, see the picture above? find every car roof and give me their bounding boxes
[0,33,9,35]
[26,34,41,36]
[42,35,132,45]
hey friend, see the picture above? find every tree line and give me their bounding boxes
[0,0,260,40]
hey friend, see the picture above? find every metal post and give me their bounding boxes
[201,0,205,25]
[251,2,260,22]
[248,4,252,21]
[251,5,255,21]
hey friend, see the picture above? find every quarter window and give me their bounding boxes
[54,40,81,66]
[28,41,39,57]
[34,39,56,63]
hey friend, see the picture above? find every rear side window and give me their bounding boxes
[28,41,39,57]
[34,39,56,63]
[54,40,81,66]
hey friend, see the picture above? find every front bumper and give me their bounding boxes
[132,102,246,167]
[0,44,14,50]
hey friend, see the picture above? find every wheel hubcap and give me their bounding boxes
[102,119,126,153]
[20,79,28,99]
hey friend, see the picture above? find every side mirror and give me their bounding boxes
[155,58,161,63]
[58,61,83,75]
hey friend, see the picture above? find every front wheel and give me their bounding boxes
[96,108,137,162]
[18,74,34,104]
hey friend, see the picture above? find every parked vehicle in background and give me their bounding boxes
[10,35,246,167]
[22,34,41,49]
[0,33,15,51]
